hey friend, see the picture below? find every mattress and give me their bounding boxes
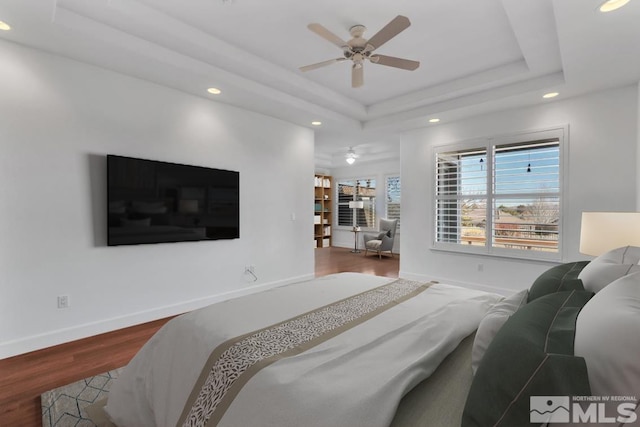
[105,273,501,427]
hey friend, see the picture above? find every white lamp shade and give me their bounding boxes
[349,201,364,209]
[580,212,640,256]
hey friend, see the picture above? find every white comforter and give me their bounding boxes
[105,273,501,427]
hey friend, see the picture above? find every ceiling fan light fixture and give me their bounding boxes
[345,147,358,165]
[599,0,630,12]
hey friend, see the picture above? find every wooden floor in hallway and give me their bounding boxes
[314,246,399,278]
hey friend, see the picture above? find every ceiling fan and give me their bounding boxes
[299,15,420,88]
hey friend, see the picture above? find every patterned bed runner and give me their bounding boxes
[177,278,433,427]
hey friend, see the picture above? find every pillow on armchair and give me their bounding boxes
[377,231,391,239]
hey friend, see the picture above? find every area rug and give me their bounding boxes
[41,367,122,427]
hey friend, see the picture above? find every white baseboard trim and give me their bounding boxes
[399,270,514,296]
[0,273,314,360]
[330,242,353,249]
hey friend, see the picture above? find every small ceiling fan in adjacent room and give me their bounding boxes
[299,15,420,88]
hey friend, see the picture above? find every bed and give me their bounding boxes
[103,273,502,427]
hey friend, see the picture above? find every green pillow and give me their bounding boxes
[527,261,589,302]
[462,290,593,427]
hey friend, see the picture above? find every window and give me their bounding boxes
[337,178,376,228]
[434,129,563,259]
[386,176,401,228]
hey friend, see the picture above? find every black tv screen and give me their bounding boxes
[107,155,239,246]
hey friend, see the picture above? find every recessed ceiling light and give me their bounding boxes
[207,87,221,95]
[543,92,559,99]
[429,118,440,123]
[0,21,11,31]
[599,0,630,12]
[311,121,322,126]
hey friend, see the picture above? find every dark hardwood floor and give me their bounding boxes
[315,246,399,278]
[0,247,398,426]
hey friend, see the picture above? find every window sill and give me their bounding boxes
[430,243,563,264]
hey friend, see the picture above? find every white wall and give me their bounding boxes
[637,82,640,210]
[0,40,315,359]
[329,158,401,253]
[400,85,638,294]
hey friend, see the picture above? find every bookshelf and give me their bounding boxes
[314,174,332,248]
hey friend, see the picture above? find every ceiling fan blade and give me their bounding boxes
[365,15,411,52]
[307,23,349,49]
[369,54,420,71]
[352,64,364,88]
[299,58,346,72]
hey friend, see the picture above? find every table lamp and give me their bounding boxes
[580,212,640,256]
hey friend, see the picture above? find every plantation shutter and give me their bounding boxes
[435,147,487,245]
[492,139,560,251]
[356,178,376,228]
[337,180,354,226]
[336,178,376,228]
[433,129,563,260]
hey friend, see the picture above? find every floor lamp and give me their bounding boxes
[349,201,364,253]
[580,212,640,256]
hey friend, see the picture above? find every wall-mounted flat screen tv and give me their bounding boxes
[107,155,239,246]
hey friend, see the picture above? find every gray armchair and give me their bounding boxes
[363,218,398,258]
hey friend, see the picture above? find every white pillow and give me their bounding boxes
[574,271,640,397]
[578,246,640,293]
[471,289,528,375]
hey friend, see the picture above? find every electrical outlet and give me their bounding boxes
[57,295,70,309]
